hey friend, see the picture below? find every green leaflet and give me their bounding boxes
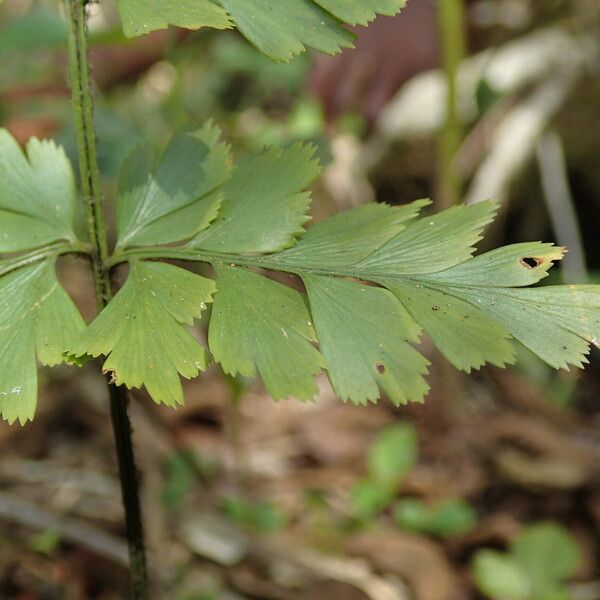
[116,0,232,37]
[116,123,231,249]
[209,264,324,400]
[313,0,406,25]
[385,280,515,372]
[218,0,353,61]
[303,275,429,405]
[267,200,430,269]
[355,201,498,276]
[446,285,600,370]
[0,260,85,425]
[0,129,78,252]
[190,143,319,253]
[116,0,406,62]
[421,242,565,287]
[68,261,215,406]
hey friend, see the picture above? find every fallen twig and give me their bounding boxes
[0,491,128,566]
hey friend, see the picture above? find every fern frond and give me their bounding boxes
[66,127,600,407]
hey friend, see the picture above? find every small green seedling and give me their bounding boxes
[351,424,418,520]
[472,523,582,600]
[162,451,203,511]
[350,425,477,537]
[29,528,61,556]
[394,497,477,538]
[222,496,287,533]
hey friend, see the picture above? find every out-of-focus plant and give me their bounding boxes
[162,451,204,511]
[393,497,477,538]
[351,424,418,520]
[222,496,288,533]
[472,523,582,600]
[351,424,477,538]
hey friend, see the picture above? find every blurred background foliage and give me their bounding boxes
[1,0,600,599]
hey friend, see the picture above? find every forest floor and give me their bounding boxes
[0,331,598,599]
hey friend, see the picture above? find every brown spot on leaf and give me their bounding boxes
[376,363,386,374]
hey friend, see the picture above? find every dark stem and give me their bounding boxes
[109,384,149,597]
[63,1,149,597]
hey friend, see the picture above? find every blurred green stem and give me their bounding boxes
[63,0,149,597]
[536,131,587,283]
[437,0,467,208]
[225,379,245,495]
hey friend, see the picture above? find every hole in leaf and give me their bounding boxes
[376,363,386,374]
[103,368,118,385]
[520,257,542,269]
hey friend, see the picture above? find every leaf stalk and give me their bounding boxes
[0,241,90,278]
[106,247,356,277]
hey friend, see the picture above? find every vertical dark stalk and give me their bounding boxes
[63,1,149,597]
[437,0,467,209]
